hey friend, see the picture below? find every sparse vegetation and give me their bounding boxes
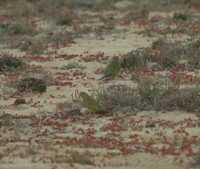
[0,56,25,72]
[95,85,140,112]
[17,77,47,93]
[191,154,200,169]
[103,56,121,79]
[104,38,200,79]
[173,12,189,21]
[55,12,74,26]
[149,39,182,69]
[1,0,200,168]
[85,76,200,113]
[121,49,149,70]
[76,91,104,113]
[70,151,94,165]
[7,20,35,35]
[28,36,47,55]
[137,76,168,109]
[61,62,85,70]
[14,98,26,105]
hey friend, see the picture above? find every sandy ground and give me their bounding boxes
[0,6,200,169]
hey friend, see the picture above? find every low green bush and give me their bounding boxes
[104,57,121,79]
[121,49,149,70]
[82,77,200,113]
[0,56,25,72]
[17,77,47,93]
[173,12,188,21]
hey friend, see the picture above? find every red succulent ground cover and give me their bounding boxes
[29,113,200,158]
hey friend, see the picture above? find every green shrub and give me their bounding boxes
[96,85,140,112]
[190,154,200,168]
[8,20,35,35]
[55,14,74,26]
[17,77,47,93]
[50,31,74,48]
[83,76,200,113]
[29,37,47,55]
[176,87,200,112]
[8,0,37,18]
[187,52,200,69]
[173,12,188,21]
[77,91,104,113]
[150,41,181,69]
[0,23,9,34]
[184,39,200,69]
[0,56,25,72]
[157,87,200,112]
[151,38,166,50]
[121,49,149,70]
[137,76,168,109]
[104,57,121,79]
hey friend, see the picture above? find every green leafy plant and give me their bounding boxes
[76,91,104,113]
[103,56,121,79]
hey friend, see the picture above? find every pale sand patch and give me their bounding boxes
[58,28,154,56]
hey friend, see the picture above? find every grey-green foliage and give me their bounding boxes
[78,92,104,113]
[137,76,169,109]
[7,20,35,35]
[98,85,139,112]
[121,48,149,70]
[61,62,85,70]
[74,79,200,114]
[104,57,121,79]
[0,56,25,72]
[17,77,47,93]
[173,12,189,21]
